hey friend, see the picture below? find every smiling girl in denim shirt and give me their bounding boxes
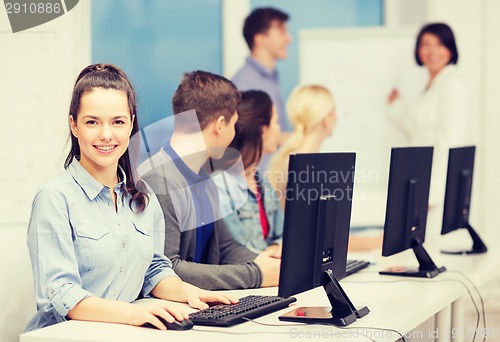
[25,64,236,332]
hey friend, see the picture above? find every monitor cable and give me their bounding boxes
[344,277,480,342]
[447,270,486,342]
[192,317,405,341]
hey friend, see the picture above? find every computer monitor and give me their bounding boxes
[277,153,369,326]
[441,146,487,254]
[380,147,446,278]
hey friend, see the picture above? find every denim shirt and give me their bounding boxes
[214,171,284,253]
[25,160,177,331]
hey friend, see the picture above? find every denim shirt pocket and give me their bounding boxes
[237,205,266,250]
[265,197,277,217]
[133,221,155,261]
[72,221,114,270]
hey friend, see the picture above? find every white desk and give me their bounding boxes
[20,231,500,342]
[359,229,500,342]
[20,272,468,342]
[432,230,500,342]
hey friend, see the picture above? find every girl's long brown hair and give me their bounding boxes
[64,63,148,212]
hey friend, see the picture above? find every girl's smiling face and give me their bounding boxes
[70,88,133,176]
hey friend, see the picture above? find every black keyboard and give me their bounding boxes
[188,295,297,327]
[345,259,370,277]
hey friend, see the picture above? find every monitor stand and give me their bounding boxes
[441,222,487,255]
[380,237,446,278]
[278,269,369,326]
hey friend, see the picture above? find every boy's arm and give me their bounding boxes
[216,218,259,263]
[145,172,263,290]
[159,192,262,290]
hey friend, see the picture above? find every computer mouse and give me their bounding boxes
[159,317,194,331]
[142,317,194,331]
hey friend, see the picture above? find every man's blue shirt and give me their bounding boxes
[163,143,215,263]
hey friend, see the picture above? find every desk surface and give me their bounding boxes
[18,274,467,342]
[21,231,500,342]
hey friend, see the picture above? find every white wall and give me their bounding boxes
[385,0,428,27]
[482,0,500,235]
[0,2,91,224]
[222,0,250,78]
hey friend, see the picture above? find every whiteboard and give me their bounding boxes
[300,27,427,226]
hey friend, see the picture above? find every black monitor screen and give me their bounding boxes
[382,147,433,257]
[440,146,486,254]
[380,146,447,278]
[278,153,355,298]
[441,146,475,235]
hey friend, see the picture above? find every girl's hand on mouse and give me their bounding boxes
[132,299,189,330]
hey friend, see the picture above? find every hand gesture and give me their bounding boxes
[388,88,400,104]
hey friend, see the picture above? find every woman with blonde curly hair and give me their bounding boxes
[267,84,336,209]
[267,85,382,251]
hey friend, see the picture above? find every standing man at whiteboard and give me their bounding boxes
[232,7,292,147]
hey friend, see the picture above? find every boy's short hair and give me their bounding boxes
[172,71,240,133]
[243,7,289,50]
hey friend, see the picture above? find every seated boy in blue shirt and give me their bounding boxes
[140,71,280,290]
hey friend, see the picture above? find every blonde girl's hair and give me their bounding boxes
[267,85,335,190]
